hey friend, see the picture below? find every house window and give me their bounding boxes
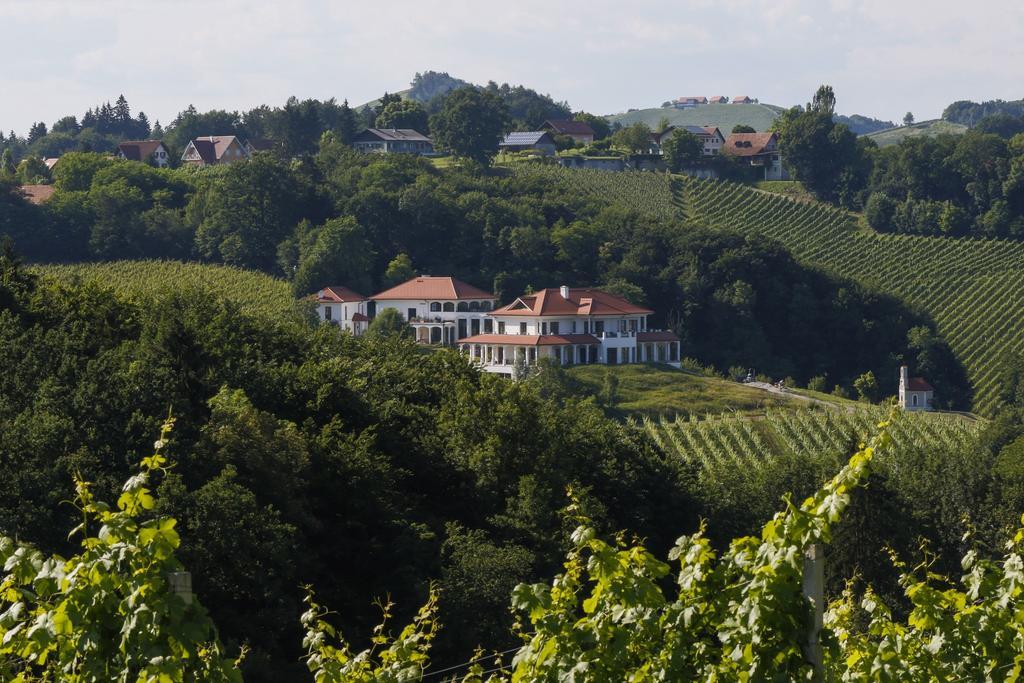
[594,320,605,334]
[498,321,505,334]
[407,308,416,320]
[443,302,454,312]
[912,395,918,407]
[541,322,548,335]
[324,306,332,321]
[572,320,577,333]
[550,321,560,334]
[430,302,441,312]
[519,322,527,335]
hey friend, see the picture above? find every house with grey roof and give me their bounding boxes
[352,128,434,155]
[498,131,557,156]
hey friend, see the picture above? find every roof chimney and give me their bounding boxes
[560,285,570,300]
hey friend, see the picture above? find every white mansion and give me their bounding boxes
[316,277,680,376]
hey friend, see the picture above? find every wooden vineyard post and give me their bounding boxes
[802,543,824,681]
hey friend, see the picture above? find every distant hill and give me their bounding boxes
[834,113,895,135]
[865,119,969,147]
[606,104,895,135]
[606,103,783,132]
[943,98,1024,126]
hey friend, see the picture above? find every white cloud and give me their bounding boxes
[1,0,1021,134]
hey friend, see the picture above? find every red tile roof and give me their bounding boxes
[637,331,679,342]
[493,288,653,317]
[732,96,753,102]
[708,96,728,103]
[372,276,493,300]
[20,184,55,204]
[541,119,595,136]
[351,312,370,322]
[907,377,934,392]
[459,333,600,346]
[722,132,777,157]
[317,286,366,303]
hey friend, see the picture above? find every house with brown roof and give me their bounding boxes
[732,96,755,105]
[352,129,434,155]
[181,136,249,166]
[708,96,729,104]
[674,96,708,109]
[117,140,170,167]
[722,131,788,180]
[540,119,595,144]
[898,366,935,411]
[315,286,370,336]
[459,285,680,377]
[499,131,558,156]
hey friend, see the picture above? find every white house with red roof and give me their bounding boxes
[458,285,680,378]
[898,365,935,411]
[369,276,497,345]
[722,132,788,180]
[315,286,370,336]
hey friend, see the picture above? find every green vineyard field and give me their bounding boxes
[515,166,1024,415]
[35,260,302,320]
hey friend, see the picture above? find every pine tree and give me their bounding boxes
[338,99,358,144]
[27,122,47,144]
[136,111,151,138]
[115,94,131,123]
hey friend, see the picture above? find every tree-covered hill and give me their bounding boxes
[512,165,1018,415]
[864,118,969,146]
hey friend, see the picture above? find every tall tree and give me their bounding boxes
[809,85,836,115]
[429,87,508,165]
[375,100,429,133]
[903,112,915,126]
[662,129,703,171]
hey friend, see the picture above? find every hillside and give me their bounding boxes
[34,261,301,319]
[567,364,817,418]
[513,166,1024,416]
[606,103,783,132]
[864,119,968,146]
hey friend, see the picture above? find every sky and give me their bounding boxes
[2,0,1023,136]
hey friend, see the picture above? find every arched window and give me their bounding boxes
[430,302,441,312]
[457,301,469,312]
[430,327,442,344]
[481,301,492,311]
[443,302,454,312]
[468,301,480,311]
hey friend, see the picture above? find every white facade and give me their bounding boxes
[458,286,681,378]
[898,365,934,411]
[315,287,369,336]
[374,297,496,345]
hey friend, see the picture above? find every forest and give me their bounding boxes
[2,245,1024,680]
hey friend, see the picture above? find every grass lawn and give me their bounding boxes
[567,364,804,418]
[864,119,968,147]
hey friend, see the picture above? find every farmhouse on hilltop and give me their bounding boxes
[117,140,170,167]
[708,96,729,104]
[181,136,249,166]
[540,119,596,144]
[352,128,434,155]
[674,96,708,109]
[732,96,755,104]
